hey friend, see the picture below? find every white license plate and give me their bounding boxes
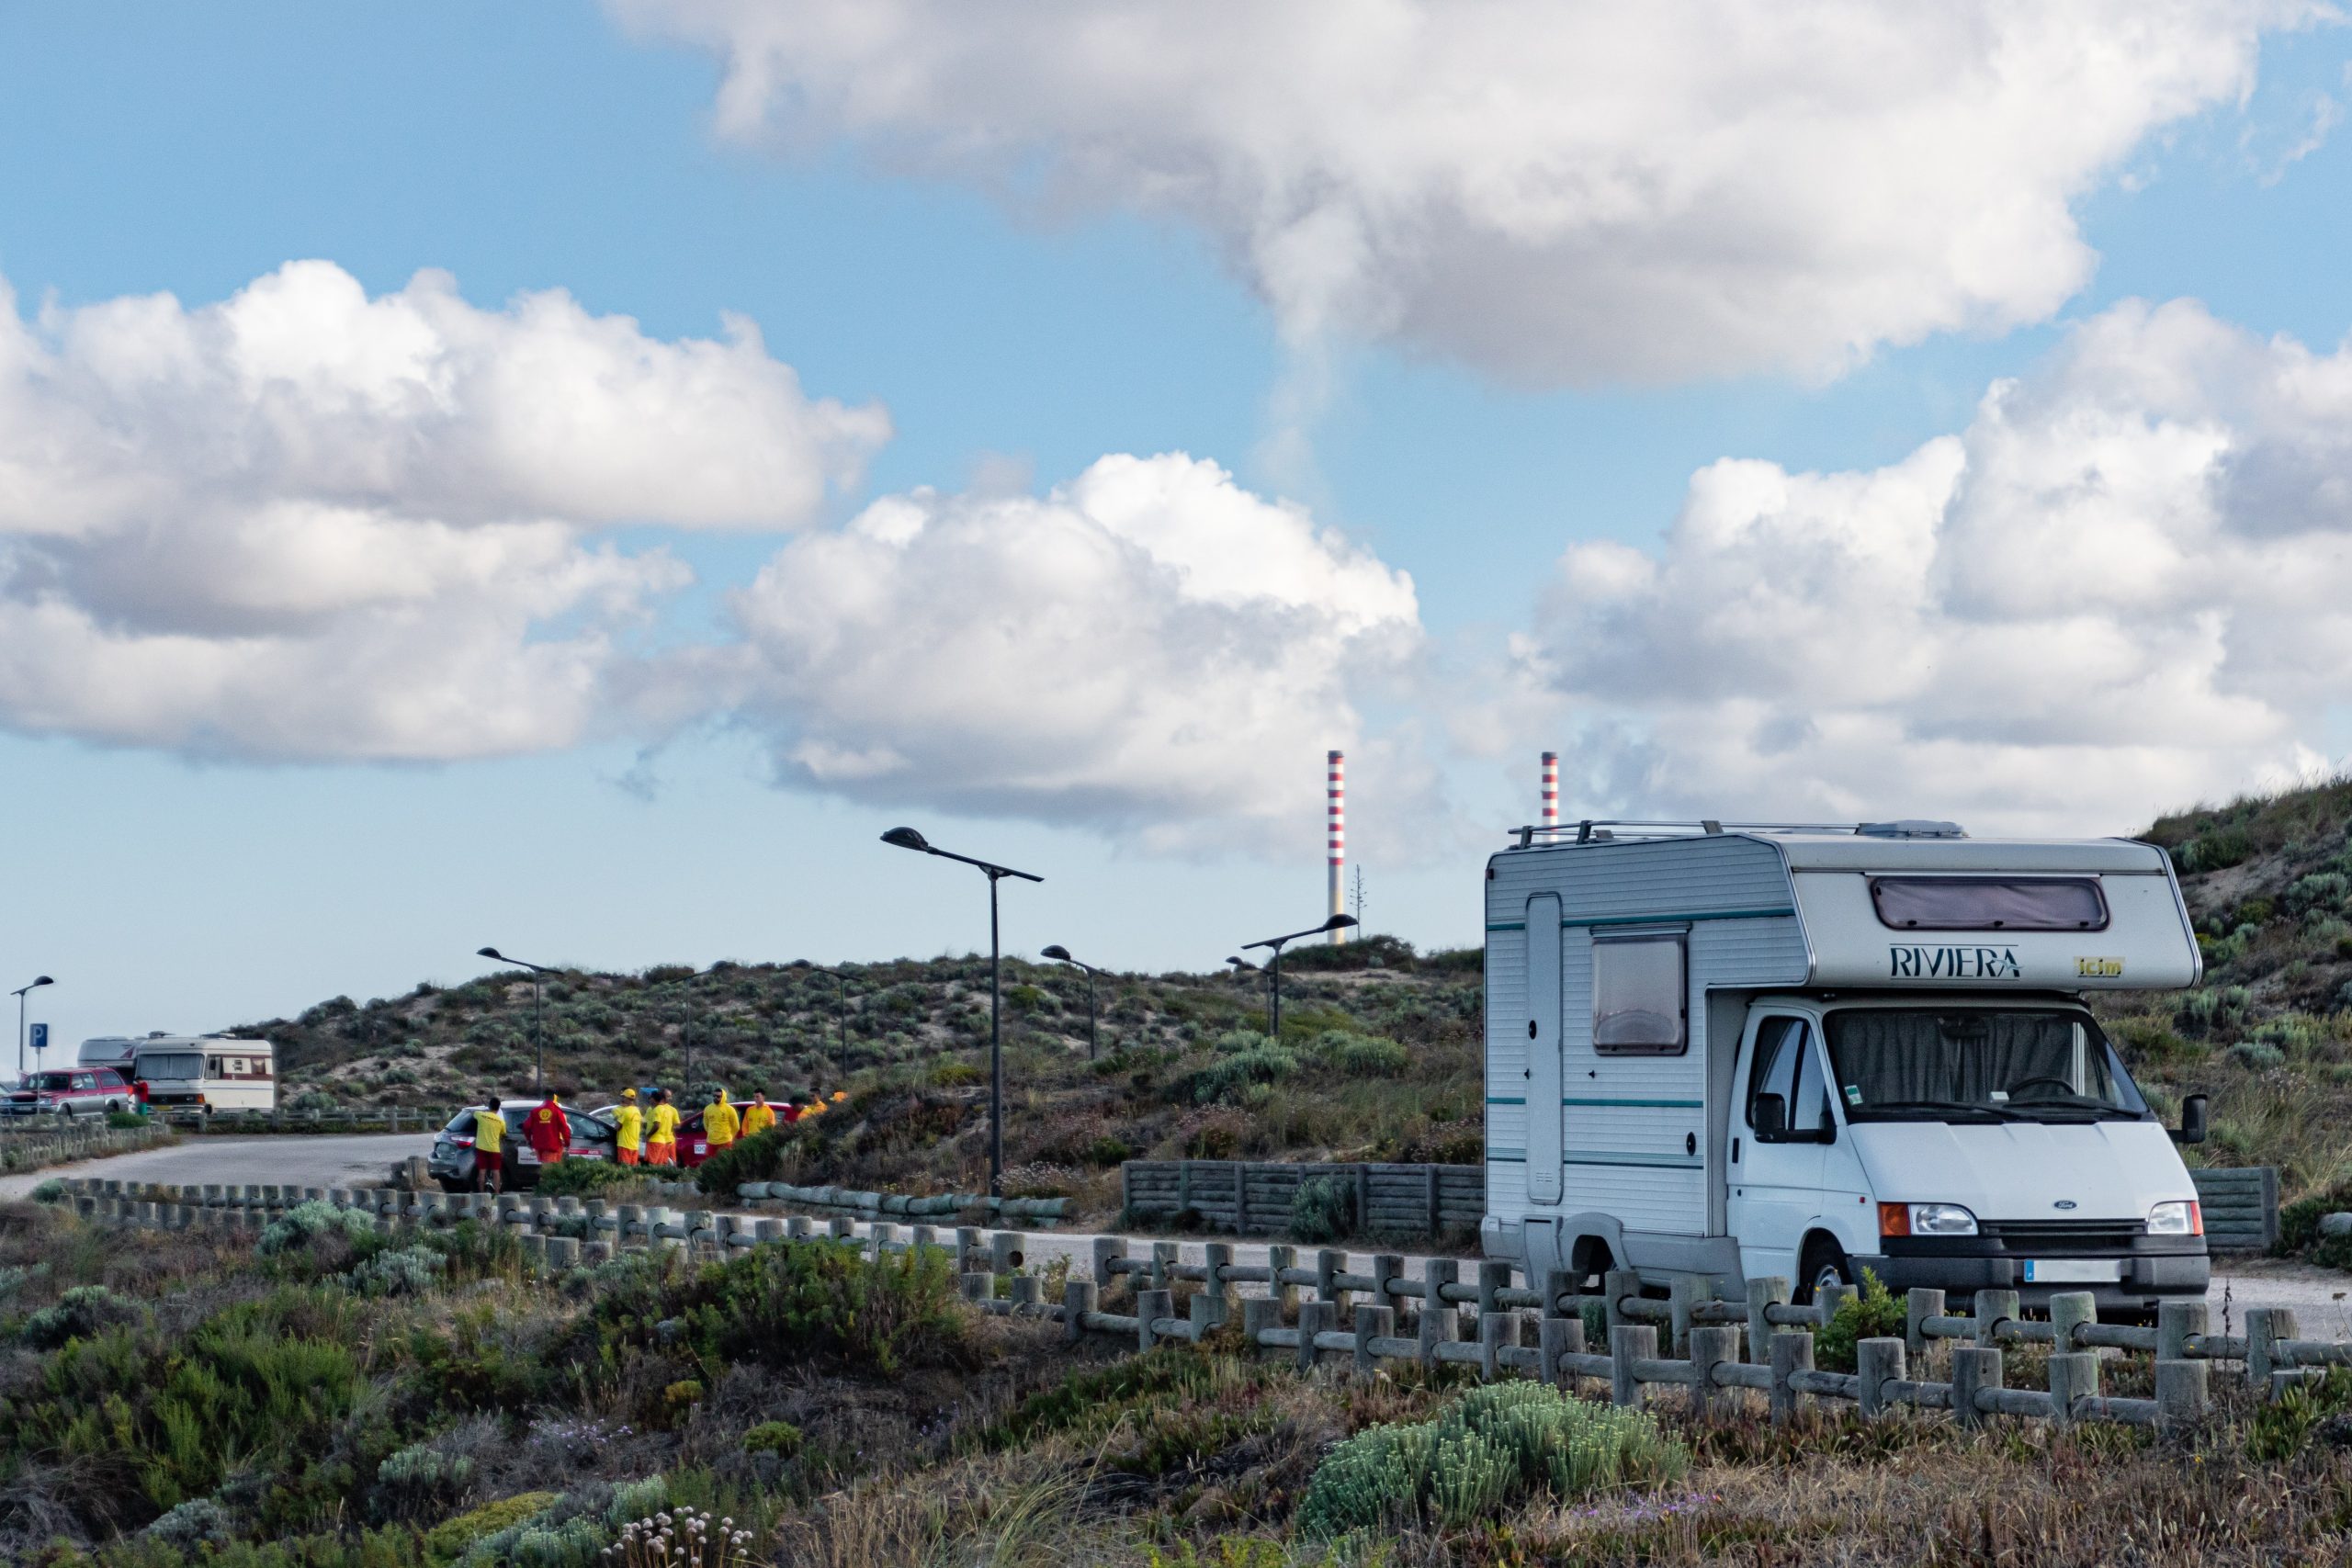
[2023,1259,2121,1283]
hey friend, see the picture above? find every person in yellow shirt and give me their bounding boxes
[646,1088,681,1166]
[702,1088,740,1151]
[471,1093,508,1195]
[739,1091,775,1140]
[613,1088,644,1167]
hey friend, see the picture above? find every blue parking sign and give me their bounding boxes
[28,1023,47,1054]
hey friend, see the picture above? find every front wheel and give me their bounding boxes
[1795,1238,1850,1306]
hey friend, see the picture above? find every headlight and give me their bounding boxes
[1879,1201,1979,1237]
[2148,1200,2202,1235]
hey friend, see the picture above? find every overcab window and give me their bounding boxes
[1870,876,2108,931]
[1592,935,1687,1055]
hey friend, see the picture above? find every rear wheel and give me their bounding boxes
[1795,1237,1850,1305]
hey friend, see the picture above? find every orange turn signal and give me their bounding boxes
[1877,1201,1911,1238]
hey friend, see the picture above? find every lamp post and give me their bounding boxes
[476,948,558,1094]
[881,826,1042,1196]
[792,961,852,1079]
[1040,945,1105,1061]
[12,975,53,1077]
[1241,915,1357,1039]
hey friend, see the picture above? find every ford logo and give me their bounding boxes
[2053,1200,2078,1210]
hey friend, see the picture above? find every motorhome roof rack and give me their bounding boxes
[1508,818,1967,849]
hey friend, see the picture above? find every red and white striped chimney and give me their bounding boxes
[1327,750,1348,943]
[1541,750,1559,831]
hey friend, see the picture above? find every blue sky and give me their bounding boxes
[4,4,2351,1058]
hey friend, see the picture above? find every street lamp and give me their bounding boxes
[881,826,1042,1195]
[1241,915,1356,1039]
[1040,945,1106,1061]
[792,960,852,1079]
[476,947,559,1094]
[12,975,53,1077]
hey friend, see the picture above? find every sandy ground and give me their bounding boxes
[8,1133,2348,1327]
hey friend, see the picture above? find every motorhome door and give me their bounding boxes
[1526,894,1563,1202]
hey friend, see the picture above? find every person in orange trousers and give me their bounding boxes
[613,1087,643,1166]
[645,1088,680,1166]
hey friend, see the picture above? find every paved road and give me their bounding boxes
[0,1132,433,1201]
[10,1134,2350,1331]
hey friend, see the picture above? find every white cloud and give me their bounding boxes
[682,452,1427,852]
[0,261,888,761]
[1515,298,2352,833]
[614,0,2317,382]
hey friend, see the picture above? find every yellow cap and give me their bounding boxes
[621,1088,638,1100]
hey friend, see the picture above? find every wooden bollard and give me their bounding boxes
[2049,1291,2097,1356]
[546,1235,582,1270]
[954,1224,981,1267]
[1747,1276,1790,1363]
[1370,1253,1404,1318]
[1315,1247,1343,1303]
[1905,1288,1946,1357]
[1241,1296,1282,1353]
[1603,1269,1640,1335]
[1297,1301,1336,1372]
[960,1271,991,1303]
[1151,1240,1178,1292]
[1267,1245,1299,1313]
[1202,1242,1234,1327]
[1355,1304,1394,1376]
[1973,1289,2018,1347]
[828,1216,854,1240]
[2156,1358,2209,1434]
[2248,1307,2297,1390]
[1611,1324,1656,1407]
[1137,1288,1172,1349]
[1815,1280,1854,1328]
[1477,1260,1510,1319]
[1009,1274,1042,1316]
[787,1215,814,1241]
[990,1231,1026,1275]
[2049,1352,2098,1424]
[1419,1262,1460,1372]
[1478,1307,1519,1381]
[1065,1280,1097,1345]
[1091,1235,1126,1288]
[1540,1314,1584,1389]
[1769,1331,1812,1426]
[1690,1325,1740,1419]
[1951,1346,1998,1427]
[1856,1337,1905,1418]
[2157,1300,2208,1361]
[1668,1273,1702,1356]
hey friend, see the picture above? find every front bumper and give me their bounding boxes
[1852,1236,2209,1314]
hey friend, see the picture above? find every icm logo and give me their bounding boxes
[1888,945,2023,980]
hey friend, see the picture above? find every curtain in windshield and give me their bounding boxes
[1826,1010,2143,1111]
[136,1054,205,1079]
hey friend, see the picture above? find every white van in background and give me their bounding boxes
[117,1033,277,1112]
[1485,818,2210,1316]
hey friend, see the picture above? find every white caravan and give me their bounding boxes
[126,1034,277,1111]
[1483,819,2210,1314]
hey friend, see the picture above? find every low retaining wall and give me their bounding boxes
[74,1179,2339,1435]
[2190,1167,2278,1253]
[735,1179,1069,1223]
[1120,1160,1479,1238]
[0,1120,173,1174]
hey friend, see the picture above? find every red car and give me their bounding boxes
[3,1067,135,1119]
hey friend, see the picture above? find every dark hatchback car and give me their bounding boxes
[426,1100,617,1191]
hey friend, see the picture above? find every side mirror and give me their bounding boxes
[1753,1093,1787,1140]
[2173,1093,2208,1146]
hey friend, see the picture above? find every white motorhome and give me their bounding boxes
[125,1033,277,1112]
[1484,818,2210,1314]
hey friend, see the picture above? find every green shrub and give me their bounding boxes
[349,1245,446,1297]
[534,1159,634,1198]
[258,1200,377,1257]
[742,1419,803,1457]
[2248,1367,2352,1461]
[2229,1040,2288,1072]
[1814,1268,1906,1372]
[372,1441,476,1523]
[1295,1382,1687,1539]
[21,1283,143,1348]
[108,1110,150,1130]
[1177,1045,1301,1105]
[29,1177,67,1203]
[424,1491,558,1563]
[692,1124,797,1197]
[1291,1176,1356,1244]
[597,1237,963,1376]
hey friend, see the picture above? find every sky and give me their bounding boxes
[5,2,2352,1058]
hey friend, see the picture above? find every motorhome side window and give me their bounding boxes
[1747,1017,1830,1139]
[1869,876,2108,931]
[1591,935,1686,1055]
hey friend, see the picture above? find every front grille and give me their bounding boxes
[1984,1219,2144,1251]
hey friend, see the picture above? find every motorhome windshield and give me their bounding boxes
[1825,1009,2150,1123]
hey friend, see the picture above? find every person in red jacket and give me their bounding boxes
[526,1090,571,1168]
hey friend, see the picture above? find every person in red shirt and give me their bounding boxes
[526,1090,571,1167]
